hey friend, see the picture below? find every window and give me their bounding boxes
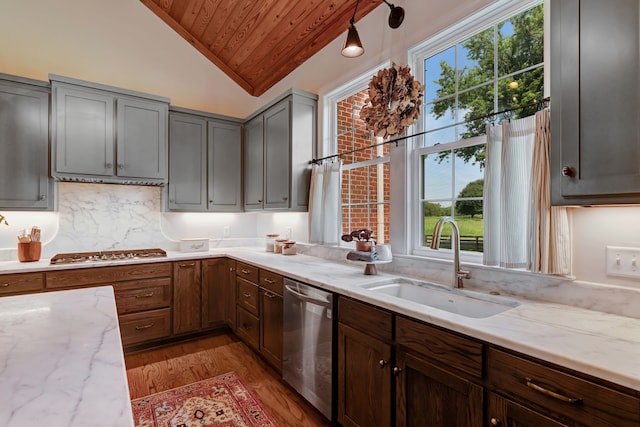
[411,1,544,256]
[326,65,391,245]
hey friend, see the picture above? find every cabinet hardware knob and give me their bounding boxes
[106,162,113,169]
[241,269,250,274]
[393,367,402,376]
[489,418,501,426]
[242,292,251,298]
[241,323,250,330]
[118,163,125,169]
[135,323,154,330]
[282,196,288,201]
[258,199,263,203]
[561,166,575,177]
[179,262,195,267]
[1,283,9,287]
[525,377,583,404]
[264,278,275,284]
[135,292,154,298]
[229,267,234,272]
[378,359,388,368]
[39,195,46,201]
[264,290,276,298]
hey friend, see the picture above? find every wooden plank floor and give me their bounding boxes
[125,333,333,427]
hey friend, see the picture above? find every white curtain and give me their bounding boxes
[483,110,571,274]
[308,160,342,245]
[484,114,536,268]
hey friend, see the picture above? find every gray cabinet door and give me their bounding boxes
[168,113,208,211]
[0,80,53,210]
[264,100,291,209]
[54,85,115,176]
[117,96,167,180]
[551,0,640,205]
[244,115,265,210]
[208,121,242,212]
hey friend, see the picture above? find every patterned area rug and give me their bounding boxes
[131,372,279,426]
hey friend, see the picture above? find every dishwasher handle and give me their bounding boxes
[284,284,331,308]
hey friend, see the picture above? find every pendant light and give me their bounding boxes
[383,0,405,29]
[342,0,364,57]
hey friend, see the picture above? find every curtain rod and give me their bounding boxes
[310,96,550,165]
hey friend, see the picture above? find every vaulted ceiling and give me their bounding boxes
[140,0,382,97]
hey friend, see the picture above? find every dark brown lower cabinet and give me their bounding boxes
[487,392,568,427]
[337,323,392,427]
[259,286,283,372]
[172,259,202,335]
[395,349,483,427]
[201,258,228,330]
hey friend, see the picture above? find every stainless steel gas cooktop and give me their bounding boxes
[50,248,167,265]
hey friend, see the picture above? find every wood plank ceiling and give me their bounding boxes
[140,0,382,97]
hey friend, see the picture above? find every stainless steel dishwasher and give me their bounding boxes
[282,278,335,421]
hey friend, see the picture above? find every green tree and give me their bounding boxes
[455,179,484,218]
[430,4,544,167]
[423,201,448,217]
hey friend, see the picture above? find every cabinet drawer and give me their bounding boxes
[236,306,259,350]
[113,278,172,315]
[396,316,483,380]
[0,272,44,295]
[46,262,172,289]
[259,270,283,295]
[338,296,392,341]
[236,262,259,283]
[119,308,171,347]
[487,348,640,427]
[236,277,259,315]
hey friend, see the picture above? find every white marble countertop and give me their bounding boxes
[0,286,134,427]
[1,247,639,394]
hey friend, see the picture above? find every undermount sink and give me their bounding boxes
[360,278,518,318]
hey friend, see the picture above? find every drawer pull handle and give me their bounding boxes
[263,290,276,298]
[135,292,154,298]
[240,269,251,274]
[263,278,275,284]
[242,292,251,298]
[135,323,154,331]
[179,262,195,267]
[241,323,251,331]
[1,283,9,287]
[525,377,583,405]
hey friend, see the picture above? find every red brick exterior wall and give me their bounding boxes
[337,90,391,244]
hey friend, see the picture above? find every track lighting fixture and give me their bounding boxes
[383,0,405,29]
[342,0,364,57]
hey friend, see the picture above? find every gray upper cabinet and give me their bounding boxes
[243,90,317,211]
[50,75,169,185]
[0,74,54,210]
[167,108,242,212]
[244,115,265,210]
[551,0,640,205]
[208,120,242,211]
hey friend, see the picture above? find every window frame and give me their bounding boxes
[324,62,391,247]
[408,0,543,261]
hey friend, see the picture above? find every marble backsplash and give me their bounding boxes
[1,182,638,319]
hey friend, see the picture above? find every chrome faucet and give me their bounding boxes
[430,216,471,288]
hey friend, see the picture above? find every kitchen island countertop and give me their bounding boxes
[0,286,134,427]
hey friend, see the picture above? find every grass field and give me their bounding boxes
[423,215,484,252]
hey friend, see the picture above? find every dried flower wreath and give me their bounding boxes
[359,63,424,139]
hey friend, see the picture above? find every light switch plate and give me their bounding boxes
[606,246,640,279]
[223,226,230,238]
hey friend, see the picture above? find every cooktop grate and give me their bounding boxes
[50,248,167,265]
